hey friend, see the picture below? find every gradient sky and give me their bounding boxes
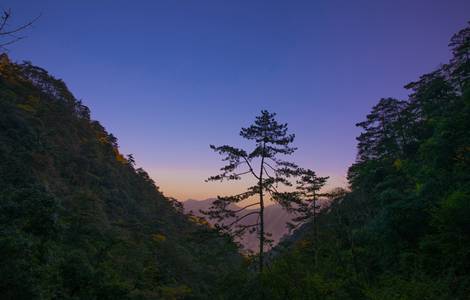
[4,1,470,200]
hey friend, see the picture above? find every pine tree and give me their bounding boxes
[292,169,328,239]
[355,97,409,163]
[202,110,300,272]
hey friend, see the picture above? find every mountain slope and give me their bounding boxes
[241,22,470,300]
[0,55,241,300]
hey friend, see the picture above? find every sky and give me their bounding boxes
[3,0,470,200]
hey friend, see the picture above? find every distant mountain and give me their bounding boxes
[183,198,295,251]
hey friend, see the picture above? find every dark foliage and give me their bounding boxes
[0,54,241,300]
[230,21,470,300]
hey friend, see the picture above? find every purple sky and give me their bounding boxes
[4,1,470,200]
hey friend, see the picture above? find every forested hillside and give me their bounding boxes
[0,54,241,300]
[237,22,470,300]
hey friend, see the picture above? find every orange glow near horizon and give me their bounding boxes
[147,167,348,201]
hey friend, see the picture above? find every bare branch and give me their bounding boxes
[232,202,260,213]
[264,160,277,172]
[263,166,275,180]
[0,36,23,47]
[0,9,41,51]
[241,155,260,180]
[227,211,260,227]
[0,12,41,36]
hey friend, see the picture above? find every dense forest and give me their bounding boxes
[0,54,242,299]
[229,22,470,299]
[0,12,469,300]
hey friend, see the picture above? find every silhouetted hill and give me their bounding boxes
[0,55,241,299]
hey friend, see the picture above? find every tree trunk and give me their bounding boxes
[313,193,317,265]
[259,152,265,273]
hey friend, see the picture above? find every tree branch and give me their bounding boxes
[264,161,277,172]
[227,211,260,227]
[0,12,41,36]
[236,223,259,228]
[242,155,260,180]
[233,170,252,177]
[232,202,260,213]
[263,165,275,179]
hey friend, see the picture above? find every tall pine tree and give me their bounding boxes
[202,110,300,272]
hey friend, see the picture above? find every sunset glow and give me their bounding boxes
[5,1,469,201]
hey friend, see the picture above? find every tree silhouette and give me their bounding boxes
[292,169,328,229]
[355,97,409,162]
[202,110,300,272]
[0,9,40,52]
